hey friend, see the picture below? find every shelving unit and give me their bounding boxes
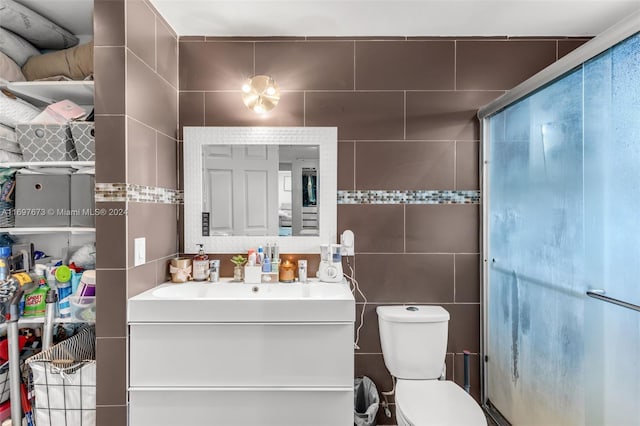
[0,227,95,235]
[0,162,96,234]
[0,1,97,424]
[0,161,94,169]
[0,316,95,329]
[4,81,94,107]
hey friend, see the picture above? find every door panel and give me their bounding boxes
[485,32,640,425]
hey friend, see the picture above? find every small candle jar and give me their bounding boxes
[279,259,295,282]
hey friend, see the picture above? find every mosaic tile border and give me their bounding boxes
[337,190,481,204]
[96,186,478,205]
[96,183,183,204]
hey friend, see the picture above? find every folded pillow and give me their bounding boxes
[0,137,21,154]
[0,90,41,128]
[0,149,22,162]
[0,51,25,81]
[0,124,20,153]
[0,0,78,49]
[0,28,40,67]
[22,42,93,81]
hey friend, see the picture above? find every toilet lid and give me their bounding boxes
[396,380,487,426]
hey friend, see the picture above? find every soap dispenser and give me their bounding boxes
[192,244,209,281]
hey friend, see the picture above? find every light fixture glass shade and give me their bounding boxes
[241,75,280,114]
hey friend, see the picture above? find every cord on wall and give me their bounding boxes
[343,256,366,350]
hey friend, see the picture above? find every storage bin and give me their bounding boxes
[16,124,78,162]
[70,174,95,227]
[14,173,70,227]
[26,325,96,426]
[69,122,95,161]
[69,295,95,321]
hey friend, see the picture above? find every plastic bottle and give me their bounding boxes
[0,246,11,281]
[192,244,209,281]
[55,265,73,318]
[23,275,50,318]
[257,246,264,265]
[262,256,271,273]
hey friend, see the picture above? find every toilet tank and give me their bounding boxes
[377,306,450,380]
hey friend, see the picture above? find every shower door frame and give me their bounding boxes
[477,11,640,421]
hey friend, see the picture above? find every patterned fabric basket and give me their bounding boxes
[0,201,14,227]
[16,124,78,162]
[26,325,96,426]
[69,122,95,161]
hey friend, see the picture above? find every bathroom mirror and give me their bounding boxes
[183,127,337,253]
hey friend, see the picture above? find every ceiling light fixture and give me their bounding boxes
[241,75,280,114]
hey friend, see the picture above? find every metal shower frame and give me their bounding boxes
[476,11,640,421]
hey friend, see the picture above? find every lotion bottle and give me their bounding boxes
[192,244,209,281]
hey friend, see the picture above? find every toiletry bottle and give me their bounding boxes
[265,244,272,263]
[209,259,220,283]
[248,249,256,266]
[272,243,279,272]
[0,246,11,281]
[54,265,72,318]
[298,260,307,283]
[257,246,264,265]
[262,256,271,273]
[192,244,209,281]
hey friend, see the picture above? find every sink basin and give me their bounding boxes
[129,279,355,322]
[152,282,349,300]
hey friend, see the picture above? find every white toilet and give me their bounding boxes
[377,305,487,426]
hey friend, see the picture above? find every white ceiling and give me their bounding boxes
[149,0,640,37]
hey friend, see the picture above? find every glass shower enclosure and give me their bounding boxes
[480,15,640,425]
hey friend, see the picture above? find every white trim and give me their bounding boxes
[183,127,337,254]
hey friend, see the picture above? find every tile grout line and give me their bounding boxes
[178,89,504,93]
[355,302,481,305]
[403,204,406,253]
[403,91,406,140]
[155,131,159,188]
[126,46,178,91]
[353,41,356,90]
[154,10,158,73]
[353,140,356,190]
[453,253,456,303]
[454,140,457,190]
[126,116,177,142]
[454,40,457,91]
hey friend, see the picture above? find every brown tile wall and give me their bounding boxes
[178,36,587,424]
[94,0,179,423]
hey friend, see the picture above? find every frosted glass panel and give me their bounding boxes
[486,32,640,425]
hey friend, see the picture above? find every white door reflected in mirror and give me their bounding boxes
[183,127,337,254]
[203,144,319,237]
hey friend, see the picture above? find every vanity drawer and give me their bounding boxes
[129,323,353,387]
[129,387,353,426]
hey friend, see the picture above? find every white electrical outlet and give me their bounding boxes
[134,237,146,266]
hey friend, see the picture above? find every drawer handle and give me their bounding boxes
[35,128,45,138]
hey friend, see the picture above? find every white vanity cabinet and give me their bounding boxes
[128,281,355,426]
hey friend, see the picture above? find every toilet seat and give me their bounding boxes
[395,379,487,426]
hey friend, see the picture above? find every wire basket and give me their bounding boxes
[26,325,95,426]
[0,361,9,405]
[0,359,28,405]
